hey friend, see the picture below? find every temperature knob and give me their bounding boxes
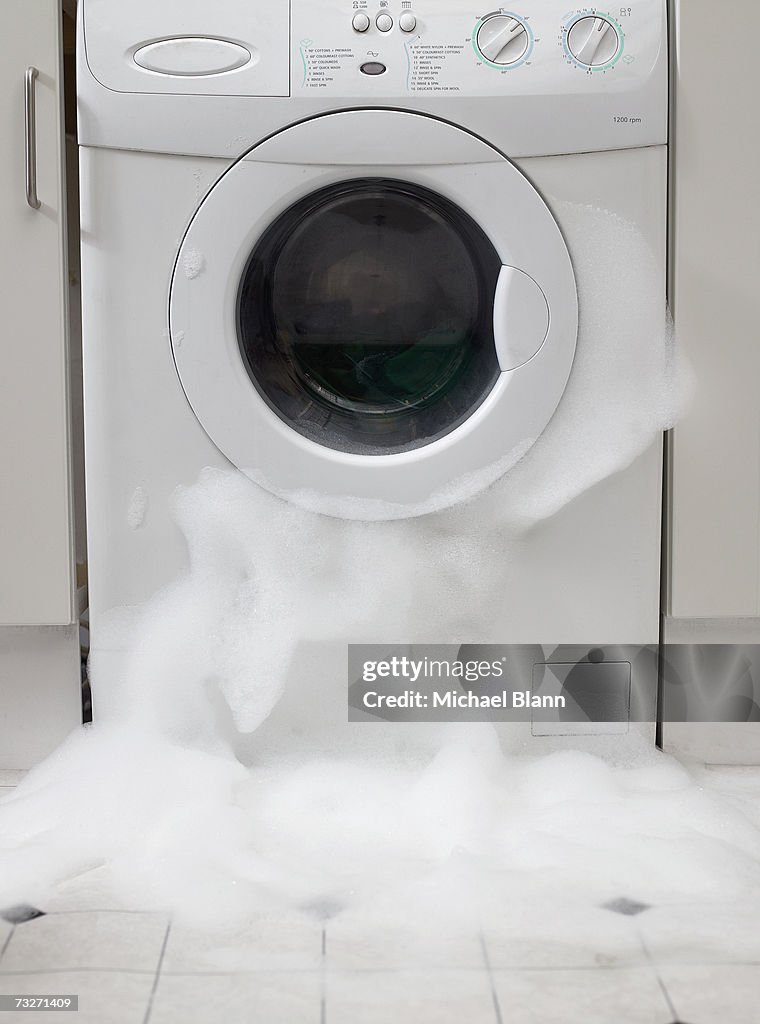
[476,15,529,65]
[566,16,620,66]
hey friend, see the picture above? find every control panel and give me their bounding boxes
[79,0,667,156]
[291,0,664,98]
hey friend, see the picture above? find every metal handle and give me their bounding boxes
[24,66,41,210]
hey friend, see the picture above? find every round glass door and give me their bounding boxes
[237,178,502,456]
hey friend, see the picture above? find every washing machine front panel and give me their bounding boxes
[169,110,578,513]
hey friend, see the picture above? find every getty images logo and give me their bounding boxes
[361,655,507,684]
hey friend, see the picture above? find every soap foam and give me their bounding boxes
[3,724,760,933]
[182,248,205,280]
[260,202,693,523]
[489,203,693,529]
[126,485,148,529]
[2,203,744,942]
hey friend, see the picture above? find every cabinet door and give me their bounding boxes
[0,0,74,625]
[669,0,760,620]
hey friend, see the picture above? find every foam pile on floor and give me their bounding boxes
[3,204,748,937]
[2,713,760,930]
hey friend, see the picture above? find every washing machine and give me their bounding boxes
[77,0,668,742]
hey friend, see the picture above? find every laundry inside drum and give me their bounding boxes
[237,178,502,455]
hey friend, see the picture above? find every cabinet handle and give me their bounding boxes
[24,66,41,210]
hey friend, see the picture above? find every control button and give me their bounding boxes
[566,16,620,66]
[476,15,529,65]
[360,61,387,75]
[399,11,417,32]
[352,12,371,32]
[376,13,393,32]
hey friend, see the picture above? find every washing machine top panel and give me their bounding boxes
[288,0,665,100]
[82,0,291,96]
[169,110,578,515]
[78,0,668,156]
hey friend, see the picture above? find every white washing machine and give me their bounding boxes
[78,0,668,739]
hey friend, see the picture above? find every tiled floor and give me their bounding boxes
[0,770,25,804]
[1,768,759,1023]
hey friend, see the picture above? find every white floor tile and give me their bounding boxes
[325,969,497,1024]
[482,906,647,969]
[639,901,760,965]
[0,971,153,1024]
[39,868,144,914]
[492,966,670,1024]
[161,913,323,973]
[326,916,483,970]
[149,971,321,1024]
[659,964,760,1024]
[0,912,168,974]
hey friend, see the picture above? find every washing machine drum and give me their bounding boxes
[170,110,578,517]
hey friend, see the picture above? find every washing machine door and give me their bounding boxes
[170,110,577,517]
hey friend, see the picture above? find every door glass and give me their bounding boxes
[237,178,502,456]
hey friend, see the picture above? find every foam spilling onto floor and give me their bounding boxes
[3,720,760,934]
[1,203,741,943]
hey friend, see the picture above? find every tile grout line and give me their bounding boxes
[320,925,327,1024]
[2,960,757,978]
[636,924,679,1021]
[37,909,170,917]
[655,974,679,1023]
[478,931,504,1024]
[0,967,158,977]
[704,763,760,769]
[0,926,15,966]
[142,919,171,1024]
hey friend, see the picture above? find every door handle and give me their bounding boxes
[493,266,550,371]
[24,66,41,210]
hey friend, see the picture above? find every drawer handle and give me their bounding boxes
[24,66,41,210]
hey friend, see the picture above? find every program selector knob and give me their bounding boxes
[476,14,529,65]
[566,16,620,66]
